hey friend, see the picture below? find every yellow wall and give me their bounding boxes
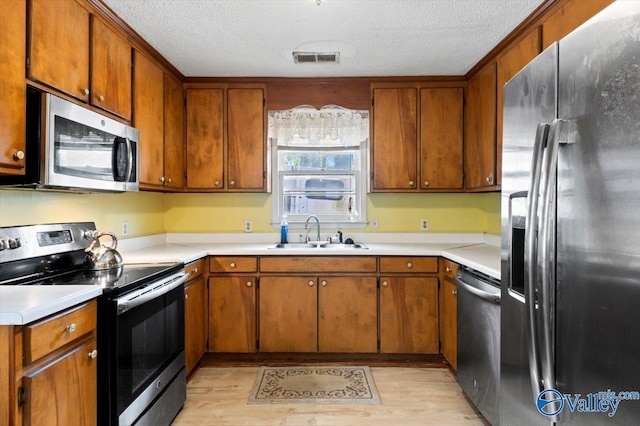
[0,190,165,238]
[0,189,502,236]
[164,192,502,234]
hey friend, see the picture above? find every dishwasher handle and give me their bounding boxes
[455,275,501,305]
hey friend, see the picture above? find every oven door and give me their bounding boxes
[112,272,187,425]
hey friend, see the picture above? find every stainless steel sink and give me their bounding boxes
[268,243,368,250]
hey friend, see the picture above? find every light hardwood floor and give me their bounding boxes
[173,366,488,425]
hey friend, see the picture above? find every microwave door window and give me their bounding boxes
[53,116,117,181]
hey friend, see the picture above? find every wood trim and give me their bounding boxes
[465,0,559,79]
[200,352,446,367]
[0,326,15,426]
[183,76,466,85]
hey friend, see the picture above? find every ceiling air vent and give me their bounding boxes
[293,51,340,64]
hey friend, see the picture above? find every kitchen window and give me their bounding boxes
[269,105,369,229]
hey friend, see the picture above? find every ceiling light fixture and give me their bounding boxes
[316,0,322,5]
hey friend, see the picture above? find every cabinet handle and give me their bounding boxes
[406,262,413,269]
[486,174,494,184]
[230,262,236,268]
[82,88,89,96]
[97,95,105,102]
[160,176,165,183]
[88,350,98,359]
[214,180,221,186]
[321,280,327,287]
[246,281,252,287]
[308,280,315,287]
[453,290,458,295]
[185,294,188,299]
[65,323,77,333]
[193,268,198,274]
[382,280,389,287]
[409,180,414,187]
[167,177,172,184]
[13,151,25,161]
[424,180,430,186]
[229,180,235,187]
[446,266,452,272]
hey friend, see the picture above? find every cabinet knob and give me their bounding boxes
[88,350,98,359]
[166,177,172,184]
[321,280,327,287]
[409,180,414,187]
[382,280,388,287]
[193,268,198,274]
[406,262,413,269]
[229,180,235,187]
[97,95,105,102]
[160,176,165,183]
[446,266,452,272]
[13,150,25,161]
[214,180,221,186]
[82,88,90,96]
[246,281,252,287]
[230,262,236,268]
[65,323,77,333]
[308,280,315,287]
[453,290,458,295]
[486,174,494,184]
[185,294,188,299]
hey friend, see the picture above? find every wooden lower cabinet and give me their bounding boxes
[379,276,439,354]
[23,338,97,425]
[259,276,317,352]
[209,276,256,352]
[439,259,459,370]
[185,275,207,372]
[318,276,377,353]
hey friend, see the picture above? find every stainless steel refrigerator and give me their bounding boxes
[501,1,640,424]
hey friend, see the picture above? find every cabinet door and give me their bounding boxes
[371,87,418,191]
[208,276,256,353]
[90,16,131,119]
[23,338,97,426]
[0,0,26,174]
[380,276,438,353]
[185,276,207,372]
[496,29,540,186]
[186,89,224,189]
[163,74,185,189]
[28,0,90,102]
[259,276,317,352]
[440,279,458,370]
[227,88,266,191]
[542,0,614,48]
[420,88,463,189]
[134,51,165,186]
[318,276,377,353]
[464,64,497,190]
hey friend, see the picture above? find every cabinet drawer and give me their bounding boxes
[260,256,377,273]
[441,258,459,280]
[379,257,438,273]
[185,257,206,280]
[24,301,97,363]
[210,256,257,273]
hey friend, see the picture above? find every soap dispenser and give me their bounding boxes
[280,215,288,244]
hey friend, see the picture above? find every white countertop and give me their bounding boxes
[0,286,102,325]
[441,244,501,278]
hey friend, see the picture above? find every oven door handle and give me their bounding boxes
[116,272,188,315]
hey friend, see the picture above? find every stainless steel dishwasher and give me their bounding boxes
[455,266,501,425]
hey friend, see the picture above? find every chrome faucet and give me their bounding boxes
[304,215,321,241]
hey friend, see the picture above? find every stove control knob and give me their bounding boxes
[83,230,97,239]
[7,238,21,249]
[0,240,6,251]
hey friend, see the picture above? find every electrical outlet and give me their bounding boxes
[122,221,129,236]
[244,220,253,233]
[371,218,379,229]
[420,218,429,231]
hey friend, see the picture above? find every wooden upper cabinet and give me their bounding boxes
[133,50,165,187]
[542,0,614,48]
[163,74,185,189]
[420,88,463,190]
[496,29,541,187]
[28,0,90,102]
[0,0,26,174]
[371,87,418,191]
[464,63,497,190]
[186,88,224,189]
[227,88,266,191]
[90,16,131,119]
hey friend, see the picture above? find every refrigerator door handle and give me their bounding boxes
[524,122,550,402]
[537,118,563,396]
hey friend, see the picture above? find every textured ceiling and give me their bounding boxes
[102,0,544,77]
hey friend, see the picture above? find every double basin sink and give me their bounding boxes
[269,242,368,250]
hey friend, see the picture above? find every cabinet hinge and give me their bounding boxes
[370,172,374,180]
[26,57,30,69]
[17,386,27,408]
[377,339,381,352]
[256,338,260,351]
[263,98,266,107]
[371,98,374,107]
[263,171,266,179]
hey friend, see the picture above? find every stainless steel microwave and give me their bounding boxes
[0,90,139,192]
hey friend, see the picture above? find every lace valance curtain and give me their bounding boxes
[268,105,369,147]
